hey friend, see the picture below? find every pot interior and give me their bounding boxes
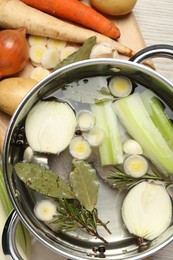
[3,59,173,260]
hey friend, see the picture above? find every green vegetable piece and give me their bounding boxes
[0,164,31,259]
[91,101,123,166]
[70,160,99,212]
[114,92,173,175]
[141,89,173,151]
[53,36,96,71]
[14,163,75,199]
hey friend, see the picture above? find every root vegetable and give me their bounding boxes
[0,77,37,115]
[21,0,120,39]
[0,0,134,57]
[90,0,137,16]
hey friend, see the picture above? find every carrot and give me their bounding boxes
[0,0,133,57]
[20,0,120,40]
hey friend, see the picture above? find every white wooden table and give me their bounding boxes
[135,1,173,259]
[31,0,173,259]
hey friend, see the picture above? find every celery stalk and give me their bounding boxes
[91,101,123,166]
[0,164,31,259]
[141,89,173,150]
[114,92,173,175]
[0,199,7,260]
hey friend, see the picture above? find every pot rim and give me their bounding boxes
[2,57,173,260]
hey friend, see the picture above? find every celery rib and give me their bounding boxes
[0,164,31,259]
[91,101,123,166]
[114,92,173,175]
[141,89,173,151]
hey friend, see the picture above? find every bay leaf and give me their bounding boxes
[14,163,75,199]
[53,36,96,71]
[70,160,99,212]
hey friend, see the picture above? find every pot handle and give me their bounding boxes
[2,210,24,260]
[130,44,173,63]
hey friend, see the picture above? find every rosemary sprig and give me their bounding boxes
[50,198,111,244]
[108,165,173,189]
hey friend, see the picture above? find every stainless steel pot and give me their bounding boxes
[2,44,173,260]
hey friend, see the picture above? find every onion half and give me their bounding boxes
[25,101,77,154]
[122,181,172,240]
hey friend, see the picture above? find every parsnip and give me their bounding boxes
[0,0,134,57]
[0,77,37,115]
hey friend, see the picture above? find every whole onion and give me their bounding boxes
[0,28,29,78]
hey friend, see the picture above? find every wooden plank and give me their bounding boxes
[114,12,146,53]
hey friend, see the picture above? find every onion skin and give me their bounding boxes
[0,28,29,78]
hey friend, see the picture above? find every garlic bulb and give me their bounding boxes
[122,182,172,240]
[89,42,117,59]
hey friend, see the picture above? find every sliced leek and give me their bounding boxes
[77,111,95,131]
[108,76,132,97]
[69,136,91,160]
[34,200,57,222]
[41,48,60,69]
[123,139,143,155]
[87,126,105,147]
[114,92,173,175]
[30,66,50,82]
[29,45,47,64]
[28,35,47,46]
[47,38,67,51]
[123,155,148,178]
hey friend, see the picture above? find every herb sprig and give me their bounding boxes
[14,160,111,244]
[108,165,173,189]
[50,198,110,244]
